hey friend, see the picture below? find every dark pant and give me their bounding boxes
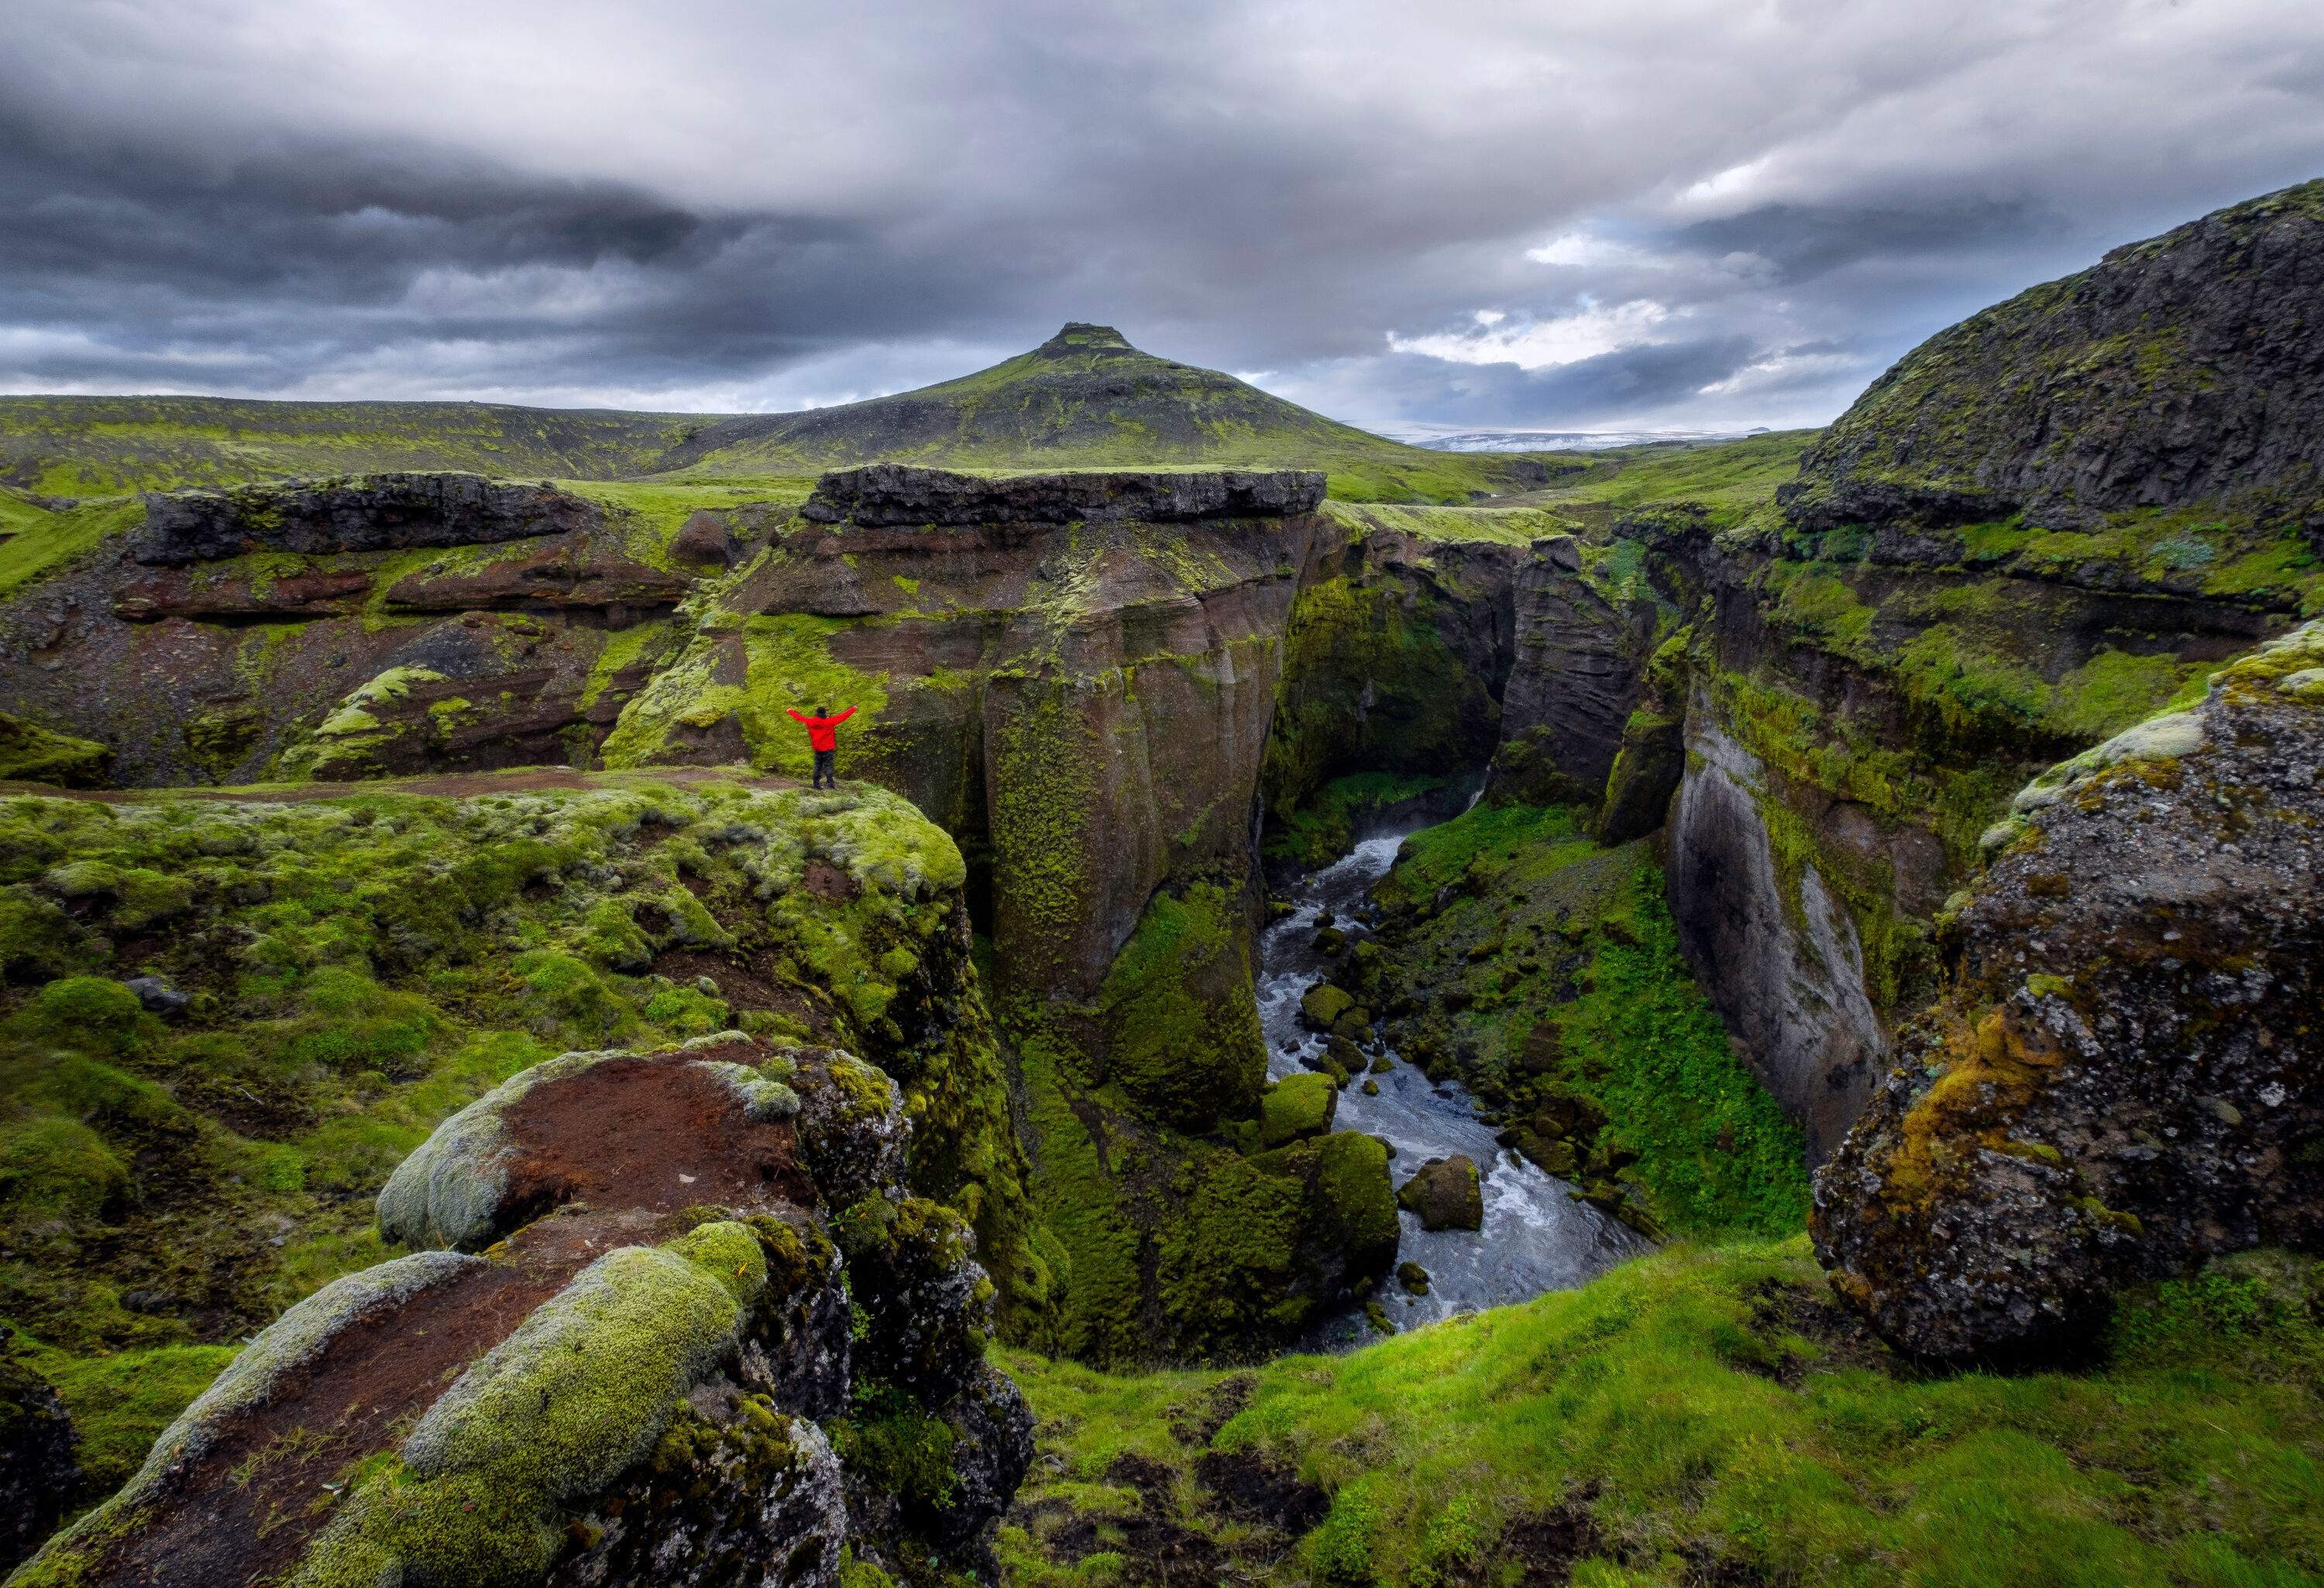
[813,748,837,787]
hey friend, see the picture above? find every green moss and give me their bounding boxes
[1261,575,1496,825]
[290,1232,757,1586]
[1259,1074,1336,1147]
[0,712,111,787]
[832,1378,961,1515]
[12,1334,241,1501]
[1095,882,1265,1130]
[0,779,992,1359]
[1263,770,1453,869]
[1002,1237,2324,1587]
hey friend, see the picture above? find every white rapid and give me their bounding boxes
[1258,833,1650,1347]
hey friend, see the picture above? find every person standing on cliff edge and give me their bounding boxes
[788,703,856,789]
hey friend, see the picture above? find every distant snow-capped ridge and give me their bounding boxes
[1395,427,1766,453]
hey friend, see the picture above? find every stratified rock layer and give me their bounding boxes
[1813,622,2324,1362]
[800,462,1326,526]
[132,473,600,564]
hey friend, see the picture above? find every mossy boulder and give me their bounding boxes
[16,1003,1033,1586]
[1815,622,2324,1363]
[1298,981,1356,1031]
[1397,1156,1484,1232]
[0,712,110,789]
[1260,1073,1339,1149]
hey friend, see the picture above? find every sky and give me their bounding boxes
[5,0,2322,437]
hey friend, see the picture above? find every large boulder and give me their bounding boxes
[1397,1155,1485,1232]
[1260,1073,1339,1148]
[1813,622,2324,1362]
[16,1036,1032,1586]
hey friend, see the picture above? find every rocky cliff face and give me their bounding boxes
[15,1036,1032,1586]
[1813,622,2324,1362]
[1782,180,2324,535]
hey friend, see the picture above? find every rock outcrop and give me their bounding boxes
[1666,706,1888,1163]
[800,462,1326,526]
[14,1036,1032,1586]
[1782,180,2324,534]
[132,473,600,564]
[1396,1155,1483,1232]
[1813,622,2324,1362]
[1488,538,1656,806]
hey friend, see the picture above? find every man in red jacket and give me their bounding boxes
[787,703,856,789]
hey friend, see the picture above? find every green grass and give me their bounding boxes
[1532,431,1817,528]
[1370,803,1808,1236]
[999,1239,2324,1587]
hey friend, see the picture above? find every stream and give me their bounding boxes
[1258,831,1651,1348]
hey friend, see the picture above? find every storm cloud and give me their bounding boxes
[5,0,2322,432]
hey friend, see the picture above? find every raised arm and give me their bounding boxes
[786,709,808,724]
[832,706,857,724]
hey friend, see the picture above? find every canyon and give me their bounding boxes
[0,180,2319,1586]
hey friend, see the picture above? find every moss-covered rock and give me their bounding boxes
[1814,620,2324,1363]
[0,711,110,788]
[1395,1156,1483,1232]
[1259,1073,1338,1149]
[0,775,1046,1388]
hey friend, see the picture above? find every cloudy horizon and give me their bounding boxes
[5,0,2322,438]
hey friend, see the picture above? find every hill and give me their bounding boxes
[0,325,1576,505]
[1783,178,2324,538]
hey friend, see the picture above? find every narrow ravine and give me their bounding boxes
[1259,830,1650,1347]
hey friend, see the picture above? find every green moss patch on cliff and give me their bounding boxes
[1320,500,1580,546]
[1003,985,1393,1367]
[1095,882,1267,1130]
[597,614,893,777]
[997,1238,2324,1587]
[0,712,112,788]
[0,778,1026,1370]
[1369,803,1807,1237]
[1262,771,1457,871]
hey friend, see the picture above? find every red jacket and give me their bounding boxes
[787,706,855,751]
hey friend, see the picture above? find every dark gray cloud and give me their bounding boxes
[3,0,2322,428]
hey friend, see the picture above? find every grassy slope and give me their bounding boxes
[1372,803,1809,1237]
[0,397,696,497]
[999,1239,2324,1587]
[1527,431,1818,530]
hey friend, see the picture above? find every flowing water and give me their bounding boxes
[1258,831,1651,1348]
